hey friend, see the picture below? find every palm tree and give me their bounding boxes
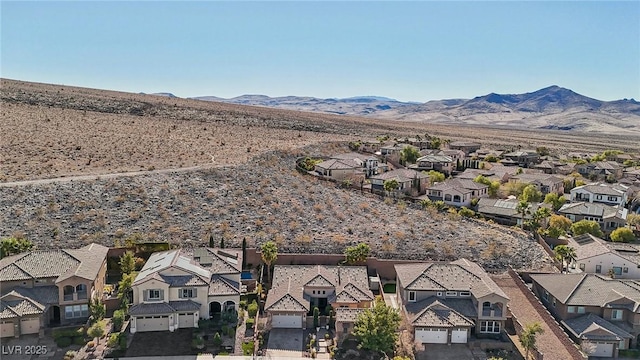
[553,245,577,273]
[520,322,544,360]
[260,241,278,286]
[516,200,531,229]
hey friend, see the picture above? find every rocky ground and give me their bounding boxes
[0,143,553,271]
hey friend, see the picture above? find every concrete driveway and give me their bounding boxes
[416,344,475,360]
[266,328,304,358]
[0,334,58,360]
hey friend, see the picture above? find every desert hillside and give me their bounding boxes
[2,79,639,182]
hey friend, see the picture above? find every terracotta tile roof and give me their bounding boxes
[562,313,632,341]
[395,259,508,300]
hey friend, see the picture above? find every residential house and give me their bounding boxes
[509,173,565,195]
[411,154,454,175]
[369,169,429,196]
[129,248,241,333]
[264,265,373,336]
[448,141,481,156]
[330,152,380,178]
[534,160,566,174]
[577,161,624,181]
[530,273,640,357]
[314,158,361,181]
[456,168,513,184]
[564,234,640,278]
[476,198,551,227]
[558,202,628,236]
[425,179,489,207]
[395,259,509,345]
[502,150,540,168]
[0,243,109,338]
[380,143,412,156]
[571,182,629,207]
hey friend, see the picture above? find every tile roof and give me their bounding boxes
[168,300,202,312]
[407,298,474,328]
[0,299,43,319]
[370,169,428,182]
[563,313,632,341]
[510,174,563,187]
[4,286,59,306]
[265,265,373,312]
[160,275,208,287]
[128,302,177,316]
[0,243,108,283]
[416,154,453,163]
[427,179,488,193]
[335,308,366,323]
[395,259,508,300]
[572,182,628,197]
[477,198,549,219]
[193,248,242,274]
[530,273,640,310]
[315,158,360,171]
[558,202,627,220]
[331,153,377,162]
[209,275,240,296]
[566,234,612,261]
[134,249,212,286]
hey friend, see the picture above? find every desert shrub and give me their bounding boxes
[242,341,254,356]
[246,318,255,328]
[247,300,258,318]
[73,336,86,346]
[458,207,475,218]
[239,300,247,310]
[113,309,125,332]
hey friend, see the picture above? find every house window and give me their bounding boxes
[612,309,623,320]
[322,290,326,295]
[312,290,316,294]
[577,307,585,314]
[459,291,471,297]
[444,194,452,201]
[613,267,622,276]
[579,263,586,271]
[65,304,89,319]
[480,321,501,333]
[180,288,196,298]
[445,291,457,297]
[453,195,461,203]
[623,267,628,273]
[147,289,161,300]
[568,306,576,313]
[408,291,416,302]
[552,298,556,307]
[595,265,602,274]
[542,290,549,301]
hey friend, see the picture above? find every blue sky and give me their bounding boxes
[2,1,639,102]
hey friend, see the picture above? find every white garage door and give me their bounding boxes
[416,328,448,344]
[592,342,614,357]
[136,316,170,332]
[178,313,195,328]
[271,314,303,328]
[1,321,15,338]
[20,318,39,335]
[451,328,468,343]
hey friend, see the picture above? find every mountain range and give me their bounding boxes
[189,86,640,134]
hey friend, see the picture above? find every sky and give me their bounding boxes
[2,1,639,102]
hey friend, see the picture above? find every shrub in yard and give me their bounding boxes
[247,300,258,318]
[108,333,120,348]
[239,300,247,310]
[53,327,85,340]
[63,350,76,360]
[212,332,222,347]
[56,336,73,348]
[242,341,254,356]
[119,333,127,350]
[73,336,86,346]
[113,309,125,332]
[246,318,255,327]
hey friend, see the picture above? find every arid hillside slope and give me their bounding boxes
[2,78,639,182]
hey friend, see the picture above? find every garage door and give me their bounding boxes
[271,314,302,328]
[416,328,448,344]
[1,321,15,338]
[592,342,614,357]
[20,318,39,335]
[136,316,170,332]
[451,328,468,344]
[178,313,195,328]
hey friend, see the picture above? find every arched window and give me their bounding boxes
[453,195,461,203]
[444,194,452,201]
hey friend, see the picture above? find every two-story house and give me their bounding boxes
[558,202,628,236]
[425,179,489,207]
[530,273,640,358]
[411,154,454,175]
[564,234,640,278]
[369,169,429,196]
[477,198,551,227]
[508,173,565,195]
[0,243,109,338]
[264,265,373,338]
[129,248,241,333]
[570,182,629,207]
[395,259,509,345]
[502,150,540,168]
[330,152,380,178]
[448,141,481,156]
[576,161,624,181]
[314,158,361,181]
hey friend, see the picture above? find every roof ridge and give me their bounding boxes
[565,273,591,303]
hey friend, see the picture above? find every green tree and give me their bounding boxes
[119,251,136,275]
[627,213,640,228]
[519,185,543,203]
[553,245,577,273]
[117,273,135,310]
[429,137,441,150]
[345,243,371,265]
[209,233,215,248]
[212,332,222,347]
[241,237,247,269]
[383,179,399,195]
[516,200,531,229]
[610,227,636,243]
[88,322,105,345]
[220,236,225,249]
[474,175,491,185]
[427,170,445,185]
[260,241,278,284]
[89,296,105,324]
[313,306,320,328]
[484,154,499,163]
[247,300,259,318]
[400,146,420,164]
[0,237,34,259]
[352,300,401,357]
[545,214,572,238]
[458,207,475,218]
[528,207,551,232]
[571,220,604,237]
[520,322,544,360]
[536,147,550,156]
[543,193,566,211]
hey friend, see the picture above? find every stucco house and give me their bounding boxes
[476,198,551,227]
[577,161,624,181]
[330,152,380,178]
[369,169,429,196]
[570,182,629,207]
[411,154,454,175]
[564,234,640,278]
[508,173,565,195]
[530,273,640,357]
[264,265,373,335]
[0,243,109,338]
[129,248,241,333]
[448,141,481,156]
[456,168,513,184]
[314,158,361,181]
[395,259,509,345]
[558,202,628,236]
[502,150,540,168]
[425,179,488,207]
